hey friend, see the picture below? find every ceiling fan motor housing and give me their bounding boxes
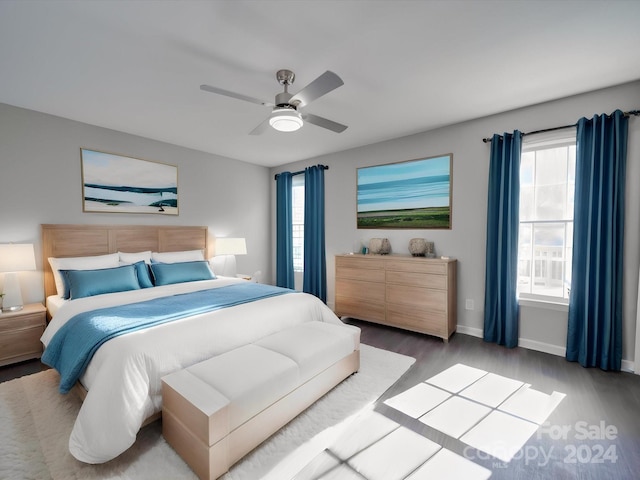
[275,69,299,108]
[275,91,295,109]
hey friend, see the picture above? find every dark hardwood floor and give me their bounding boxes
[0,356,47,383]
[2,320,639,479]
[348,319,640,480]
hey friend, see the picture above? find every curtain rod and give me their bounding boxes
[273,164,329,180]
[482,109,640,143]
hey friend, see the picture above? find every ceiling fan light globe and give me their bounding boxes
[269,108,303,132]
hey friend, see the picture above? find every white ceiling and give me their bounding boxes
[1,1,639,168]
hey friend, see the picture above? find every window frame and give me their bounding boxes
[292,176,305,273]
[517,127,576,307]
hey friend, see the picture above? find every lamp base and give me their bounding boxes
[2,305,23,313]
[209,255,238,277]
[2,272,25,313]
[220,255,237,277]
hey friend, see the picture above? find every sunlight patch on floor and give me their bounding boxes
[289,363,565,479]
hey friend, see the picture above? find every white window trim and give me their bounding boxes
[521,127,577,152]
[517,127,576,305]
[518,293,569,312]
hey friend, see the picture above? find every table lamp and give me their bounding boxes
[0,243,36,312]
[213,238,247,277]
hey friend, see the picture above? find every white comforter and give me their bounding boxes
[41,277,344,464]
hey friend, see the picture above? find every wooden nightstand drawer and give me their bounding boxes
[0,311,45,332]
[0,326,44,362]
[0,303,46,367]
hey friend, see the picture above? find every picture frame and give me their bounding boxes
[81,148,178,215]
[357,153,452,229]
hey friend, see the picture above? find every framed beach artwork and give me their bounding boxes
[81,149,178,215]
[357,153,452,229]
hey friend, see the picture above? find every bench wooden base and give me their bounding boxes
[162,350,359,480]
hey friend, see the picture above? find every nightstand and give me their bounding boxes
[0,303,47,367]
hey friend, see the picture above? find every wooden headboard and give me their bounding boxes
[41,224,209,299]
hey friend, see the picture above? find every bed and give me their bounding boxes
[40,224,359,465]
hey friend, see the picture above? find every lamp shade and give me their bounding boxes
[214,238,247,256]
[0,244,36,272]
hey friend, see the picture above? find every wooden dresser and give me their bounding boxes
[335,254,457,342]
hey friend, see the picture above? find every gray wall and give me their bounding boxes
[0,103,272,304]
[2,80,638,366]
[271,81,640,366]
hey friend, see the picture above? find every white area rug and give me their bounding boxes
[0,344,415,480]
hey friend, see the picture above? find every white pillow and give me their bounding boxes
[119,250,152,265]
[48,253,120,297]
[151,249,205,263]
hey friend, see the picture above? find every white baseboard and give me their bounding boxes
[457,326,566,357]
[455,325,635,373]
[517,338,566,357]
[456,325,567,357]
[455,325,483,338]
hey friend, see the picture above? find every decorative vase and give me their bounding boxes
[425,241,435,257]
[408,238,427,256]
[379,238,391,255]
[369,238,391,255]
[368,238,382,254]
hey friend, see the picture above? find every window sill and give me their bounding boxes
[518,297,568,312]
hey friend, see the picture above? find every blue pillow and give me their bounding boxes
[150,261,215,286]
[132,261,154,288]
[62,264,141,300]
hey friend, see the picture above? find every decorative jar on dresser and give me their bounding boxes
[0,303,47,367]
[335,254,457,342]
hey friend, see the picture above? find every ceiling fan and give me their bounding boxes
[200,69,347,135]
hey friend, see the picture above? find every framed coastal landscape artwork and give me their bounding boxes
[357,153,452,229]
[81,148,178,215]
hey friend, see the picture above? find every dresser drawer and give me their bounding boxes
[336,256,385,271]
[335,297,386,323]
[385,271,447,289]
[386,284,447,312]
[337,266,385,283]
[336,278,386,302]
[385,260,447,275]
[386,304,447,337]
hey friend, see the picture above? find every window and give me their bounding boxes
[517,128,576,303]
[292,177,305,272]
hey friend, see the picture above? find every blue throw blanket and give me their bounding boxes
[42,283,293,393]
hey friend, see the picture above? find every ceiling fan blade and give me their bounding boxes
[302,113,348,133]
[200,84,274,107]
[289,71,344,107]
[248,117,271,135]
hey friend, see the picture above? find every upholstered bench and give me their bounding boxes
[161,321,360,480]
